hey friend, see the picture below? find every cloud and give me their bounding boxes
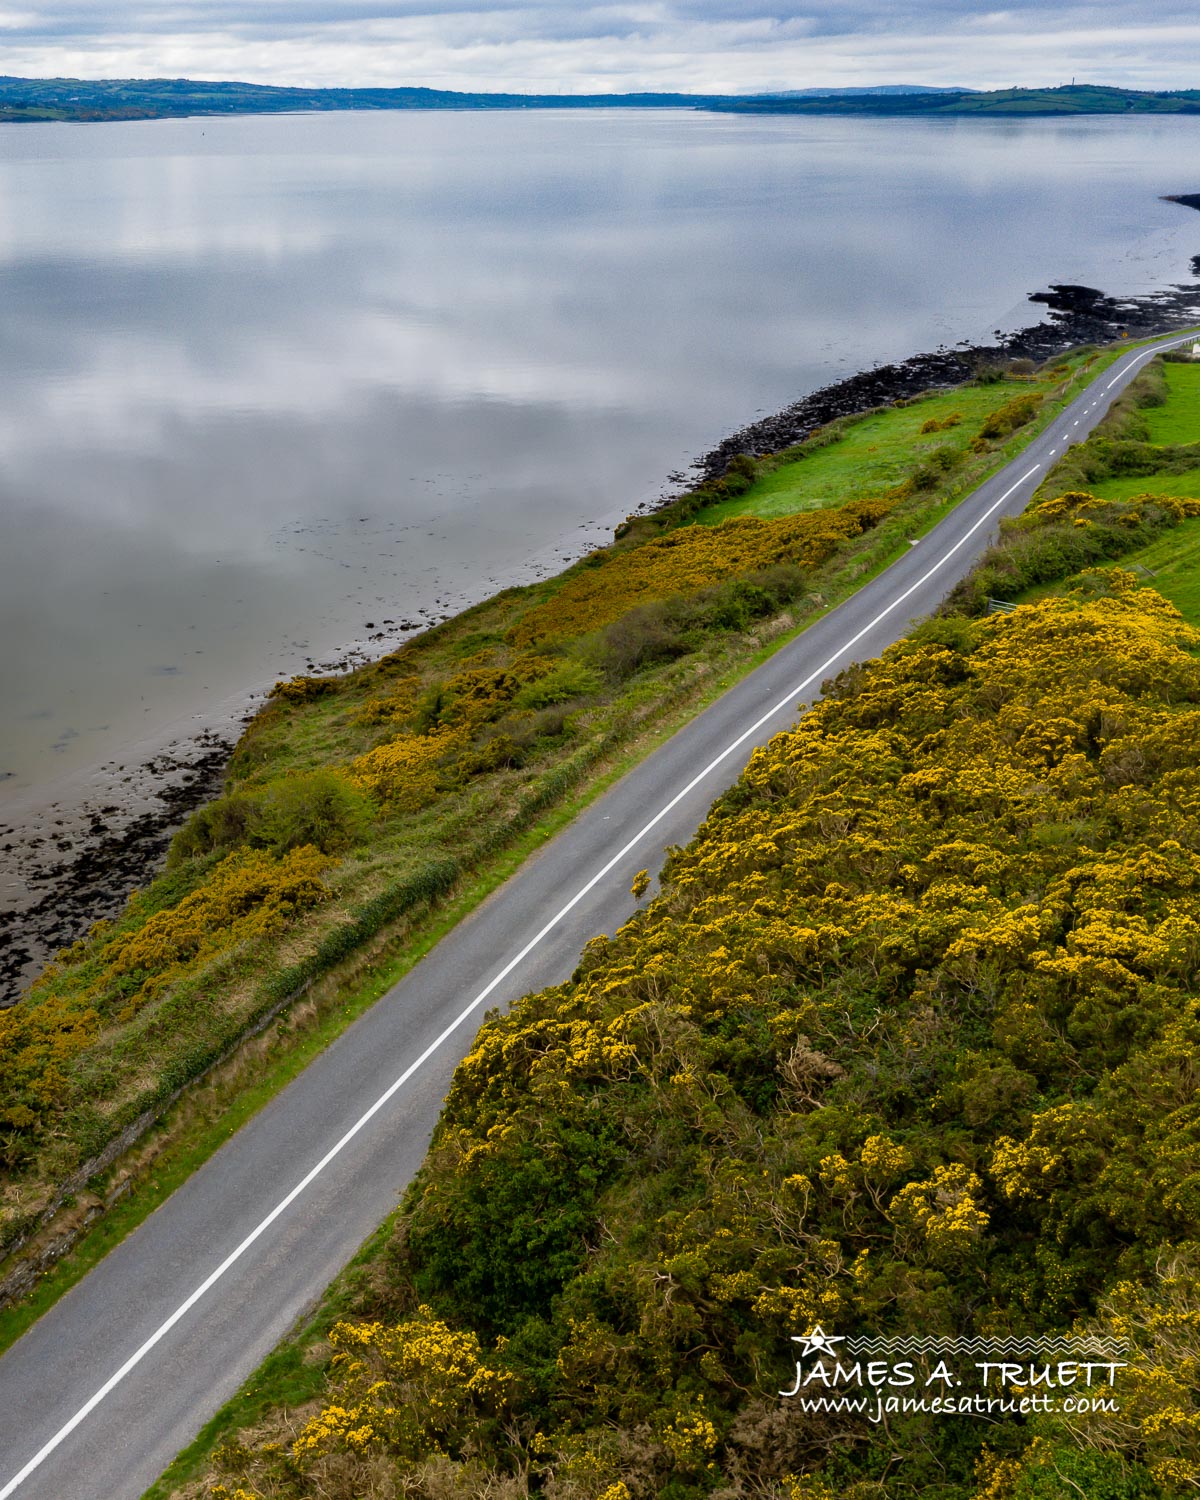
[0,0,1191,92]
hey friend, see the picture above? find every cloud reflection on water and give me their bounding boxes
[0,108,1197,793]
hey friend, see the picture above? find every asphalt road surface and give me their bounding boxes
[0,331,1194,1499]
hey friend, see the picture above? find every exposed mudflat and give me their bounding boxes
[0,732,233,1003]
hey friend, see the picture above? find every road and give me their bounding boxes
[0,330,1193,1499]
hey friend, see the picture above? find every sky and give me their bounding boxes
[0,1,1194,94]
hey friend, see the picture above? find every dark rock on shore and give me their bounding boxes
[1028,283,1120,316]
[0,732,231,1005]
[696,271,1200,480]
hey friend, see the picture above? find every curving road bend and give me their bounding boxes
[0,330,1194,1500]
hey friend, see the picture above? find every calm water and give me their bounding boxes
[1,109,1198,803]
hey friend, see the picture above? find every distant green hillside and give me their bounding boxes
[3,76,1200,124]
[0,75,721,122]
[712,83,1200,116]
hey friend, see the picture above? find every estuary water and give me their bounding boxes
[1,108,1199,808]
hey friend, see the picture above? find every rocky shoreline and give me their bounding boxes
[698,273,1200,479]
[0,732,233,1003]
[3,264,1199,1006]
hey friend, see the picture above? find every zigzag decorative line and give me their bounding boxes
[841,1337,1129,1358]
[840,1350,1128,1362]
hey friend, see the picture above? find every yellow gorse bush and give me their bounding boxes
[509,499,890,644]
[887,1164,990,1262]
[202,578,1200,1499]
[1056,1252,1200,1492]
[1025,488,1200,529]
[290,1307,512,1464]
[0,845,332,1139]
[348,656,570,807]
[349,724,468,809]
[98,845,332,1001]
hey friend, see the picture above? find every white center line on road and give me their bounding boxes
[19,334,1198,1495]
[1106,344,1162,390]
[0,452,1048,1499]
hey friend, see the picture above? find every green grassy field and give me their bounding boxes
[1097,359,1200,622]
[1145,362,1200,445]
[1117,517,1200,624]
[994,351,1200,624]
[1015,520,1200,623]
[1086,467,1200,502]
[697,373,1075,524]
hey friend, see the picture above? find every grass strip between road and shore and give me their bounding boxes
[140,329,1200,1500]
[0,334,1179,1387]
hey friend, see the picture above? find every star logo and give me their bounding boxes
[790,1326,845,1358]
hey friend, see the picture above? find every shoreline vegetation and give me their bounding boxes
[170,350,1200,1500]
[6,263,1200,1009]
[0,343,1130,1329]
[2,78,1200,124]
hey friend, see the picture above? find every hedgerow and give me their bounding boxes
[946,490,1200,615]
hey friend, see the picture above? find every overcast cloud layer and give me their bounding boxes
[0,1,1193,94]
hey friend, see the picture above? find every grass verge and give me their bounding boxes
[0,334,1171,1383]
[156,334,1200,1500]
[130,337,1200,1497]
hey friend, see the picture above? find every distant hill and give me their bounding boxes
[0,76,726,122]
[761,84,975,97]
[0,76,1198,123]
[710,83,1200,115]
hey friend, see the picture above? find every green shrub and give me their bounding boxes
[168,770,372,863]
[594,603,692,679]
[168,792,259,864]
[513,661,603,710]
[719,452,758,496]
[1012,1446,1160,1500]
[409,1113,624,1331]
[978,390,1042,440]
[255,770,373,854]
[912,444,963,489]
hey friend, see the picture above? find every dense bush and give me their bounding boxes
[945,490,1197,616]
[513,660,604,710]
[169,770,372,862]
[268,674,340,704]
[976,391,1042,441]
[208,582,1200,1500]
